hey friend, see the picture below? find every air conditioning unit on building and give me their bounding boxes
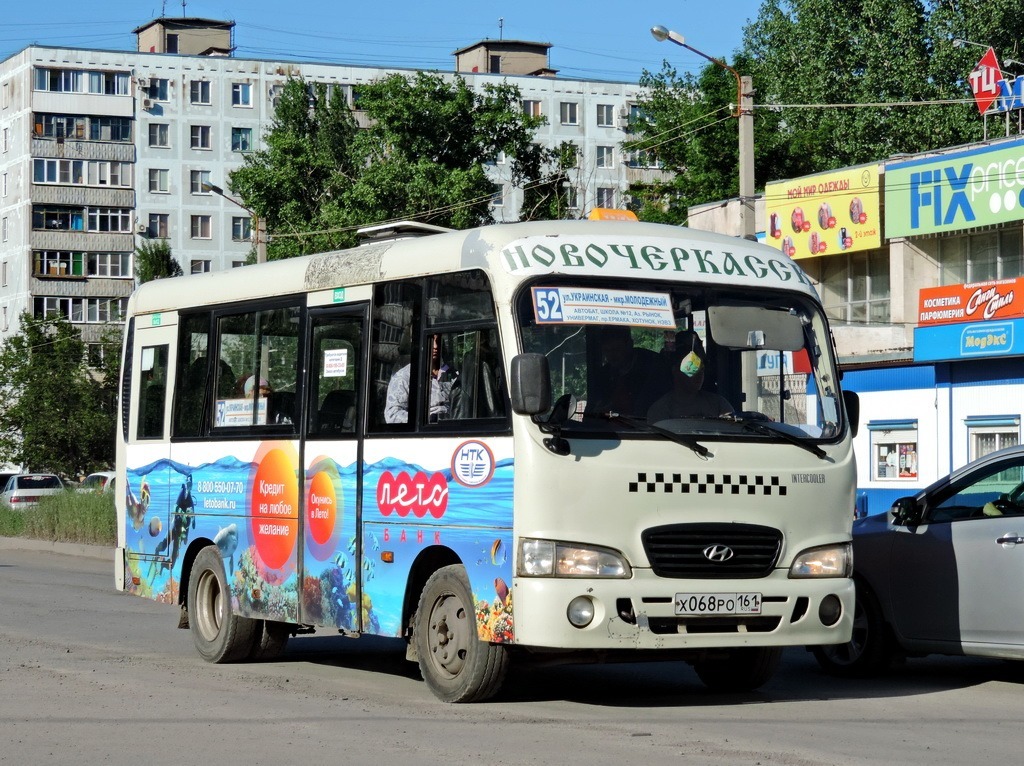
[142,98,153,111]
[137,77,149,89]
[136,224,149,235]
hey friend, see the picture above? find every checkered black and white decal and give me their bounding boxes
[628,472,787,496]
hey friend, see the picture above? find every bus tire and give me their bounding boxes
[811,582,893,677]
[413,564,509,703]
[188,545,258,663]
[248,620,291,661]
[692,646,781,692]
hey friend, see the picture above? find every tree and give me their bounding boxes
[135,238,182,283]
[628,0,1024,217]
[0,314,116,476]
[230,74,565,259]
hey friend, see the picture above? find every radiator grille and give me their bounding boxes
[641,523,782,579]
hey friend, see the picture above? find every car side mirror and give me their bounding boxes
[842,389,860,438]
[890,496,922,526]
[509,353,551,416]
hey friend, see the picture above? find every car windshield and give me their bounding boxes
[517,280,844,441]
[81,475,107,490]
[16,475,61,489]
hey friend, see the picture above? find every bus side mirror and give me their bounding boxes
[509,353,551,415]
[890,496,922,527]
[843,389,860,438]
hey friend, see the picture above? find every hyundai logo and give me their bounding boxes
[703,544,735,563]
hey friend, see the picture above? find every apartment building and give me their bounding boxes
[0,18,661,346]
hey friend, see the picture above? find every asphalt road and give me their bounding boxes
[2,539,1022,765]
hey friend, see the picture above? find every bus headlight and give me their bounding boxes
[518,538,631,578]
[788,543,852,578]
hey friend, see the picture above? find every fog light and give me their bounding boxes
[818,594,842,626]
[567,596,595,628]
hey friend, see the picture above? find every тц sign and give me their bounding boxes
[969,46,1024,115]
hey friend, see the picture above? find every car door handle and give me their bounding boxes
[996,535,1024,545]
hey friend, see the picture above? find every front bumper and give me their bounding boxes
[511,568,853,650]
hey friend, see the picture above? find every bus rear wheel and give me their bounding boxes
[413,565,509,703]
[188,545,258,663]
[692,646,781,692]
[248,620,291,661]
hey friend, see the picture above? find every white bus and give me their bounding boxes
[115,220,858,702]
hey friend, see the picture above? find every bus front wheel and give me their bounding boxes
[188,545,259,663]
[413,565,509,703]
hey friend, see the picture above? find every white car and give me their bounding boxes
[1,474,65,508]
[78,471,116,494]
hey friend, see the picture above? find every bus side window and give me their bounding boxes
[137,345,169,439]
[372,281,419,429]
[173,313,212,438]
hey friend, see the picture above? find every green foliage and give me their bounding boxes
[0,491,115,545]
[230,73,565,259]
[0,314,116,476]
[629,0,1024,216]
[135,238,182,283]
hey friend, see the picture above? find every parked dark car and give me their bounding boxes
[814,445,1024,675]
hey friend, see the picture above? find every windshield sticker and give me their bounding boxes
[532,287,676,328]
[502,236,816,294]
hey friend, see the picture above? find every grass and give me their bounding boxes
[0,491,115,546]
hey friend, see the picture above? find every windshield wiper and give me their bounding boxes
[601,411,712,459]
[727,414,828,460]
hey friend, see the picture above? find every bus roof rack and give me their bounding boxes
[356,221,453,244]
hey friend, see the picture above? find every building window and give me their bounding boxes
[2,127,9,152]
[148,123,169,148]
[1,173,5,197]
[596,187,615,208]
[88,116,132,142]
[87,208,132,233]
[932,229,1024,285]
[596,104,614,127]
[967,417,1020,462]
[566,187,579,211]
[869,421,918,480]
[596,146,614,168]
[190,215,212,239]
[190,170,211,195]
[2,82,8,109]
[190,80,211,105]
[33,159,132,188]
[489,184,504,208]
[489,55,501,74]
[819,249,890,326]
[33,250,85,277]
[559,102,579,126]
[625,149,661,169]
[148,213,169,238]
[231,127,253,152]
[33,206,84,231]
[87,252,131,277]
[231,82,252,107]
[522,100,541,118]
[191,259,211,274]
[148,168,169,193]
[34,296,127,323]
[166,34,178,54]
[149,78,169,101]
[190,125,212,150]
[232,261,246,268]
[232,216,251,242]
[3,217,9,241]
[1,262,6,286]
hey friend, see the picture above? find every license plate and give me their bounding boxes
[674,592,762,616]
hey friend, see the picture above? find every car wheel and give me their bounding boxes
[811,582,893,677]
[188,545,259,663]
[413,564,509,703]
[692,646,782,692]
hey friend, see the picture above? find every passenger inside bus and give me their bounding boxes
[384,334,452,423]
[647,330,733,422]
[585,325,672,419]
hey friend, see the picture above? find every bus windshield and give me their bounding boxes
[517,280,844,441]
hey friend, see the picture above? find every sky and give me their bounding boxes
[1,0,763,83]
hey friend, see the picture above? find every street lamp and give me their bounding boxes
[651,25,756,240]
[202,182,267,263]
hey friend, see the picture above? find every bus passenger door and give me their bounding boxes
[301,306,367,631]
[123,317,178,592]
